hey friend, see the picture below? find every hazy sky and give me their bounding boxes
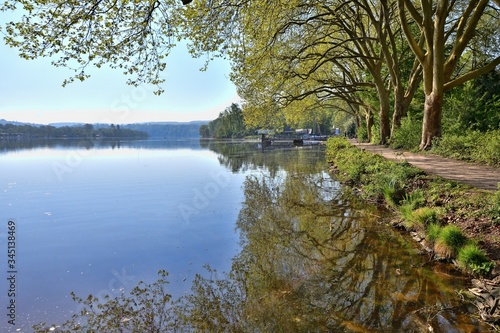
[0,38,240,125]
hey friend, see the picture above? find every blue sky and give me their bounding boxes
[0,39,240,125]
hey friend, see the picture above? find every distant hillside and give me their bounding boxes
[48,122,85,127]
[0,119,40,127]
[122,121,206,138]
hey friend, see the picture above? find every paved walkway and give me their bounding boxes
[349,140,500,191]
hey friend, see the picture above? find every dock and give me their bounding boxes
[260,134,329,148]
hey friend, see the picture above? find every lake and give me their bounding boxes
[0,139,488,332]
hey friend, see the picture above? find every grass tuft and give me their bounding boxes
[434,225,467,258]
[457,244,493,275]
[402,189,425,210]
[412,207,438,226]
[426,223,442,244]
[399,206,438,231]
[382,180,400,208]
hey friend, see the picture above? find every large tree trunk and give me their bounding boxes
[391,60,423,135]
[366,110,374,143]
[420,91,443,149]
[419,0,447,150]
[391,86,405,134]
[373,72,391,144]
[379,96,391,145]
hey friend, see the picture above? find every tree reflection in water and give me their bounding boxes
[179,166,485,332]
[34,152,487,332]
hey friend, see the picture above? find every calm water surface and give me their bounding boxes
[1,139,247,331]
[0,139,487,332]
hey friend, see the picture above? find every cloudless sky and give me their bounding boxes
[0,36,240,125]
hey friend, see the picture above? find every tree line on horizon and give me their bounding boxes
[124,122,202,138]
[0,123,148,139]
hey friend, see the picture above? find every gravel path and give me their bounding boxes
[349,140,500,191]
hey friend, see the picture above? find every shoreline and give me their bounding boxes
[326,137,500,327]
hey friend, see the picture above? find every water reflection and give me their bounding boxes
[0,137,204,153]
[2,140,486,332]
[179,166,486,332]
[203,139,326,175]
[0,137,325,176]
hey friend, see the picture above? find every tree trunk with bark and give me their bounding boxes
[391,86,405,134]
[373,71,391,145]
[391,59,423,135]
[421,91,443,149]
[366,109,374,143]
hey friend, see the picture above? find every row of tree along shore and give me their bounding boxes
[199,103,337,139]
[0,123,148,139]
[200,93,499,167]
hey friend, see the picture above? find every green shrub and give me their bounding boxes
[326,137,422,203]
[342,151,374,182]
[471,131,500,166]
[457,244,493,275]
[431,130,500,166]
[431,131,479,160]
[357,125,369,143]
[489,185,500,222]
[327,138,380,183]
[387,162,422,185]
[371,123,380,144]
[326,137,350,155]
[390,115,422,150]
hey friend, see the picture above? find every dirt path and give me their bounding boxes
[349,140,500,192]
